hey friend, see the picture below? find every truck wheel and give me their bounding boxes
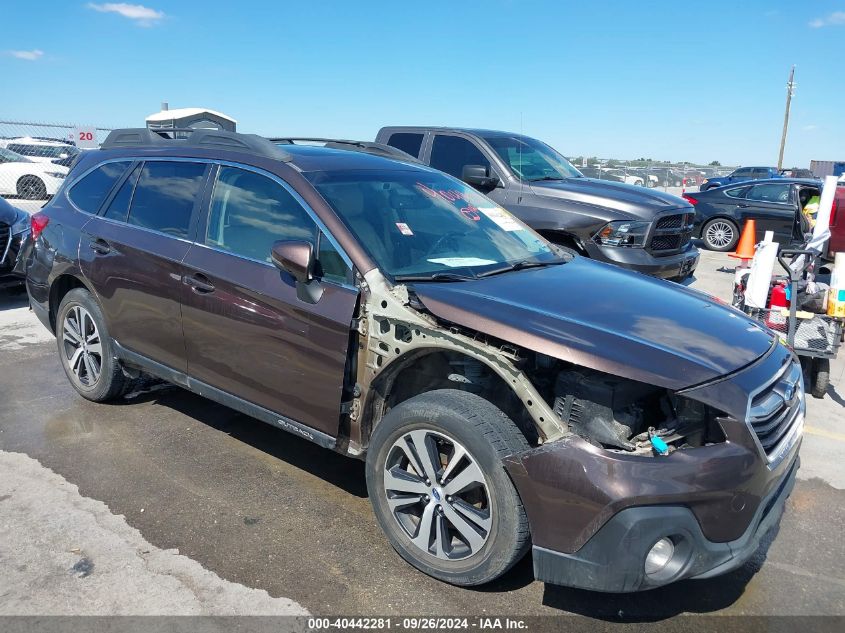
[702,218,739,251]
[811,358,830,399]
[366,389,531,586]
[56,288,129,402]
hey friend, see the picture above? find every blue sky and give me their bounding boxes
[2,1,843,166]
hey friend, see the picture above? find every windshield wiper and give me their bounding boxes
[394,272,477,282]
[476,258,568,278]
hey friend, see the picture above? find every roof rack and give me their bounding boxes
[268,137,420,163]
[101,128,293,162]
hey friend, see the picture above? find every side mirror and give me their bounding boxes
[271,240,314,284]
[461,164,500,189]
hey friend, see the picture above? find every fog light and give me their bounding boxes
[644,537,675,576]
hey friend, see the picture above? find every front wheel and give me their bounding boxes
[366,389,531,586]
[702,218,739,251]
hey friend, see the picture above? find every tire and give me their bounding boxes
[702,218,739,252]
[811,358,830,399]
[56,288,129,402]
[366,389,531,586]
[17,175,47,200]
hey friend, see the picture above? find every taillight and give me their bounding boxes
[831,194,840,227]
[31,213,50,239]
[683,194,698,206]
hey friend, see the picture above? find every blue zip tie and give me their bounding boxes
[650,435,670,455]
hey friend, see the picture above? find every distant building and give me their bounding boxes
[145,104,237,135]
[810,160,845,179]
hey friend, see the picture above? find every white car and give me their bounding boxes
[0,148,68,200]
[605,168,645,187]
[0,137,80,165]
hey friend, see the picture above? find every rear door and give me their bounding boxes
[741,182,796,243]
[80,159,209,373]
[180,164,358,438]
[382,131,426,160]
[729,167,754,184]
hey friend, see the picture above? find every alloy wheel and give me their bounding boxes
[61,305,102,387]
[382,429,491,561]
[705,221,735,249]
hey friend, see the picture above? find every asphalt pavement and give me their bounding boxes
[0,247,843,622]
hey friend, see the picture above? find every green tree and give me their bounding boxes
[709,160,721,166]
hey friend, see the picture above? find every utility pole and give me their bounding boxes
[777,65,795,170]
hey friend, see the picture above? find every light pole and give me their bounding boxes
[777,65,795,171]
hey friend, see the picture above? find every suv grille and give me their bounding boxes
[748,360,803,457]
[649,212,694,253]
[0,223,10,267]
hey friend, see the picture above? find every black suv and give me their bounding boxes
[377,127,699,280]
[17,128,801,593]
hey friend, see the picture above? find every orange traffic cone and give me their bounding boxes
[729,219,757,261]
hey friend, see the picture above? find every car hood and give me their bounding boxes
[530,178,691,221]
[412,258,774,390]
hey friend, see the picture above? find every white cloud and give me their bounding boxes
[809,10,845,28]
[86,3,164,26]
[8,49,44,61]
[803,125,819,132]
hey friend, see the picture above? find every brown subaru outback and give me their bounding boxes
[17,129,803,592]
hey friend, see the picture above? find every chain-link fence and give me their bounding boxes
[0,119,743,210]
[0,120,118,208]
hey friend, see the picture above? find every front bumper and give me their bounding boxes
[0,230,25,288]
[532,455,799,592]
[584,241,699,279]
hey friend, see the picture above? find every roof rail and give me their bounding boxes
[101,128,293,162]
[268,137,420,163]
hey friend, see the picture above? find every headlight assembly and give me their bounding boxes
[593,220,651,248]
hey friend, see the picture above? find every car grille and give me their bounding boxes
[748,360,803,458]
[649,212,694,254]
[0,223,10,267]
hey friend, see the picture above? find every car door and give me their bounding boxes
[428,134,508,207]
[741,182,796,243]
[180,164,358,438]
[79,159,210,373]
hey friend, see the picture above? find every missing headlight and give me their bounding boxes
[552,368,726,454]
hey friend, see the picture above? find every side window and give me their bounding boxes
[127,161,206,238]
[732,168,752,178]
[751,168,770,179]
[68,161,132,213]
[386,133,424,159]
[317,233,352,284]
[429,135,492,179]
[747,183,791,203]
[725,186,749,199]
[7,144,32,156]
[102,163,141,222]
[206,166,316,263]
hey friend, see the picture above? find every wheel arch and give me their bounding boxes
[48,273,96,333]
[361,347,543,453]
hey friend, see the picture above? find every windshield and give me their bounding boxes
[483,135,582,182]
[0,147,32,163]
[308,170,561,280]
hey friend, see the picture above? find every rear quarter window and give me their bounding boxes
[386,133,425,159]
[68,161,133,213]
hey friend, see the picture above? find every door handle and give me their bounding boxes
[89,238,111,255]
[182,273,215,294]
[737,204,750,208]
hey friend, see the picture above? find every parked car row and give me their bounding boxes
[12,127,803,594]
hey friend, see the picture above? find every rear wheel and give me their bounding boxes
[17,175,47,200]
[366,389,531,586]
[811,358,830,399]
[702,218,739,251]
[56,288,129,401]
